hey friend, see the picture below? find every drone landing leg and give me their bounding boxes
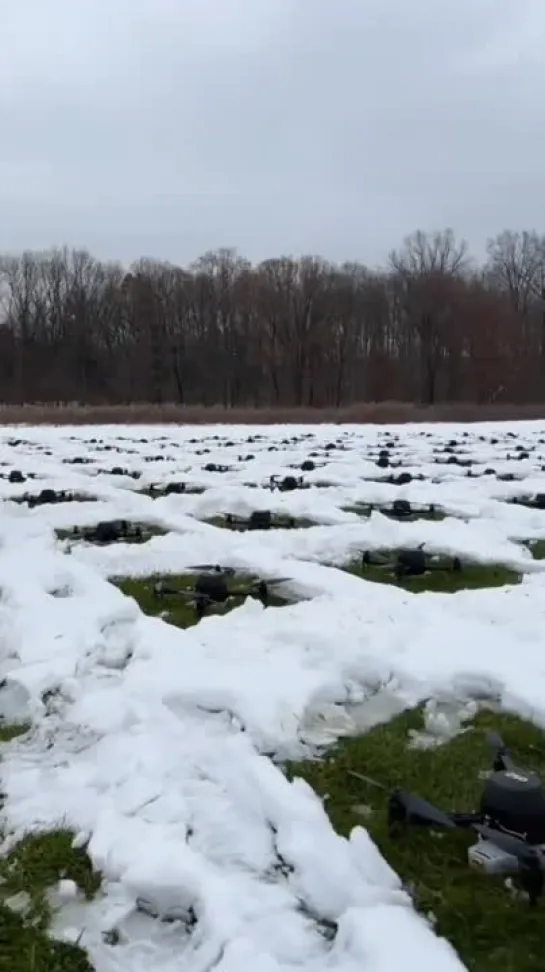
[519,868,543,907]
[194,598,208,621]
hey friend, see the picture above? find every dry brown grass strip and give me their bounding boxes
[0,402,544,426]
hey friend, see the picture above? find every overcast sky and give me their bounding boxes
[1,0,543,267]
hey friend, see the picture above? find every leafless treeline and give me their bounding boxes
[1,228,544,407]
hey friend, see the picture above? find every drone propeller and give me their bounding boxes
[348,769,455,831]
[361,550,392,568]
[186,564,236,574]
[390,790,456,830]
[256,576,292,586]
[348,769,389,791]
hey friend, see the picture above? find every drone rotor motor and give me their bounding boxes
[194,572,229,603]
[396,548,427,577]
[391,499,412,519]
[248,510,272,530]
[480,768,545,846]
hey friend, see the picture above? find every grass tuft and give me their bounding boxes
[524,539,545,561]
[0,829,101,927]
[0,829,101,970]
[0,725,102,970]
[0,904,94,972]
[0,725,30,744]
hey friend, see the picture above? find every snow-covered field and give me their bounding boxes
[2,420,545,972]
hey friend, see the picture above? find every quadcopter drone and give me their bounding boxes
[349,731,545,905]
[146,481,203,497]
[218,510,299,531]
[269,475,309,492]
[97,467,141,479]
[6,469,36,484]
[385,472,414,486]
[360,499,441,522]
[203,462,231,473]
[153,564,291,620]
[16,488,83,508]
[62,519,157,545]
[376,452,404,469]
[360,545,462,580]
[509,494,545,511]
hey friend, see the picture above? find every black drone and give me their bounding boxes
[97,467,141,479]
[146,481,203,497]
[360,546,462,580]
[65,520,154,545]
[153,564,291,620]
[269,475,309,492]
[350,731,545,905]
[376,451,403,469]
[5,469,36,484]
[16,488,83,508]
[509,494,545,511]
[219,510,298,531]
[362,500,441,522]
[384,472,418,486]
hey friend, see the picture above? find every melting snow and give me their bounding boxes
[1,420,545,971]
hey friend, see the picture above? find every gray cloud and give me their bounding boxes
[1,0,544,265]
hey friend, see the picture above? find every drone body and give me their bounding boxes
[222,510,299,531]
[478,764,545,848]
[193,570,230,603]
[225,510,273,530]
[381,499,439,522]
[270,474,307,492]
[350,731,545,905]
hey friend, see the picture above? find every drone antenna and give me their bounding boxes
[348,769,390,792]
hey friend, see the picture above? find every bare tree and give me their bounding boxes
[0,228,543,407]
[389,230,469,404]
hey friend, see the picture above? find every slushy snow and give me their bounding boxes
[1,420,545,972]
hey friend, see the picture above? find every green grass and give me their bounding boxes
[0,905,94,972]
[524,539,545,561]
[0,830,101,972]
[0,725,29,744]
[205,514,316,531]
[116,571,291,628]
[343,552,521,593]
[285,706,545,972]
[0,726,101,971]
